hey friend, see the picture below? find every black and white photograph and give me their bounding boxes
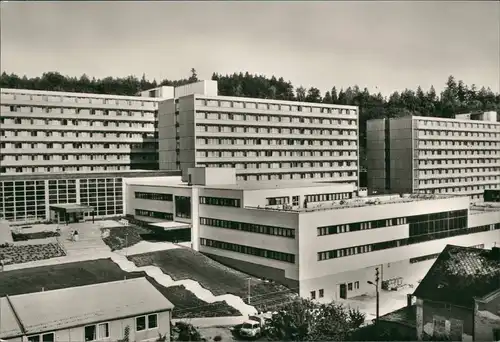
[0,1,499,341]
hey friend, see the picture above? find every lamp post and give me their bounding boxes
[367,267,380,324]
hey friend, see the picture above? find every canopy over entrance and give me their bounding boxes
[49,204,95,224]
[148,221,191,231]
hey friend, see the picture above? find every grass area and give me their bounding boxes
[0,258,240,319]
[128,248,298,311]
[0,243,66,265]
[101,225,154,251]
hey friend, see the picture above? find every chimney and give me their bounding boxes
[491,247,500,261]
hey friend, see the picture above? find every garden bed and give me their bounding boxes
[12,231,60,242]
[0,243,66,265]
[101,225,157,251]
[0,258,240,318]
[128,249,297,311]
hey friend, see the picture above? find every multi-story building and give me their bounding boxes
[0,170,179,223]
[366,113,500,200]
[158,90,360,185]
[125,167,500,302]
[0,88,168,174]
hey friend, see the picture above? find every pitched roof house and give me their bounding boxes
[0,277,174,342]
[412,244,500,341]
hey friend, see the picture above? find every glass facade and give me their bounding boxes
[0,180,46,221]
[80,178,123,216]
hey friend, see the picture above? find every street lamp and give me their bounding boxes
[367,267,380,324]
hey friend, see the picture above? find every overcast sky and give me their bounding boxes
[1,1,499,96]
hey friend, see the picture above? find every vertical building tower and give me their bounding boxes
[366,113,500,199]
[158,84,360,186]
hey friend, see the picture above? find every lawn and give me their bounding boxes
[0,243,66,265]
[128,248,298,312]
[0,258,240,319]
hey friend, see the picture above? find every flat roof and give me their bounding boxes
[126,177,356,191]
[49,204,95,213]
[149,221,191,230]
[0,278,174,339]
[0,170,180,182]
[246,193,468,213]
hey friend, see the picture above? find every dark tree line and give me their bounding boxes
[1,70,499,167]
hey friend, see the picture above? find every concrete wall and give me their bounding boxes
[178,96,196,180]
[475,293,500,342]
[174,81,218,98]
[366,119,387,194]
[158,99,176,171]
[8,311,171,342]
[242,183,355,208]
[418,300,473,342]
[388,117,414,193]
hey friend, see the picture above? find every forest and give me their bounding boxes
[1,69,499,166]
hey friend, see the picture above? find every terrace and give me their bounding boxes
[245,193,460,213]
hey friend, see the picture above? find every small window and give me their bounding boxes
[42,333,55,342]
[310,291,316,300]
[354,281,360,290]
[85,325,96,341]
[98,323,110,339]
[27,336,40,342]
[348,283,353,291]
[136,316,147,331]
[148,314,158,329]
[319,289,324,298]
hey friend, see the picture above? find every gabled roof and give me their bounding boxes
[0,278,174,339]
[413,245,500,307]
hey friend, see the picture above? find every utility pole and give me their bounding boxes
[375,267,380,322]
[247,278,251,304]
[367,267,380,325]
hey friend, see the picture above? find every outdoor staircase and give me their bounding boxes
[62,237,111,257]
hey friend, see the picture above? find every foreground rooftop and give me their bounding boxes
[0,278,174,339]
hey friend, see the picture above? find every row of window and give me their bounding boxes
[200,238,295,263]
[1,154,153,163]
[3,116,155,126]
[199,196,241,208]
[196,99,357,115]
[196,125,357,136]
[135,209,173,220]
[0,131,154,140]
[195,111,356,124]
[196,149,357,158]
[418,167,499,176]
[318,217,408,237]
[199,162,357,172]
[418,159,500,166]
[418,176,499,186]
[417,128,499,138]
[234,172,358,183]
[2,92,155,107]
[310,281,361,300]
[419,150,499,157]
[195,137,356,146]
[305,192,352,203]
[1,165,140,174]
[318,224,498,261]
[409,244,485,264]
[417,118,499,130]
[200,217,295,238]
[135,192,173,201]
[266,196,292,206]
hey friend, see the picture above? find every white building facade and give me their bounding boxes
[158,93,360,186]
[367,114,500,200]
[125,168,500,302]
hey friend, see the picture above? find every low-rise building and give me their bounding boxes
[0,278,174,342]
[124,167,500,302]
[413,245,500,341]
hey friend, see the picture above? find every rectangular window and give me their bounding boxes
[42,334,54,342]
[200,217,295,238]
[84,325,97,341]
[135,209,173,220]
[348,283,353,291]
[311,291,316,299]
[199,196,241,208]
[148,314,158,329]
[136,316,147,331]
[134,192,173,201]
[98,323,110,339]
[319,289,324,298]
